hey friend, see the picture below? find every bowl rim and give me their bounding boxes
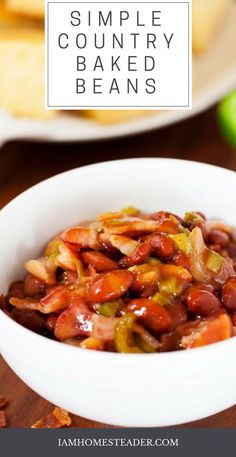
[0,157,236,362]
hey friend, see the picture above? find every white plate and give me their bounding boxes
[0,4,236,144]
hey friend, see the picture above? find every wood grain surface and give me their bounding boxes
[1,106,236,428]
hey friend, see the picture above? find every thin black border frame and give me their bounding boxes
[46,1,191,109]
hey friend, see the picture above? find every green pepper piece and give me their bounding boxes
[44,239,62,261]
[158,277,184,296]
[152,292,170,306]
[96,301,121,318]
[218,90,236,149]
[121,206,140,216]
[184,212,204,223]
[134,334,155,353]
[169,233,191,254]
[206,250,223,274]
[115,314,143,353]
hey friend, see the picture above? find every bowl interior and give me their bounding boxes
[0,158,235,293]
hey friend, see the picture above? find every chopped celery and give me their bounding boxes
[75,260,85,279]
[152,292,170,306]
[115,314,143,353]
[169,233,191,254]
[121,206,140,216]
[134,334,155,353]
[158,277,183,296]
[206,250,223,274]
[44,239,62,261]
[96,300,122,317]
[184,212,204,223]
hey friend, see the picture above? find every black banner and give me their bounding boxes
[0,428,230,456]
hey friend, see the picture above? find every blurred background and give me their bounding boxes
[1,0,236,428]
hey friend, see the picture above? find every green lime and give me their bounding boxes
[218,89,236,149]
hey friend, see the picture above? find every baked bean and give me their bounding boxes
[88,270,133,303]
[126,298,172,333]
[187,289,221,316]
[208,229,230,248]
[222,276,236,311]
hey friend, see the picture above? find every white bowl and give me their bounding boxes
[0,158,236,427]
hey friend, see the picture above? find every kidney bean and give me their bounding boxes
[222,276,236,311]
[82,251,118,272]
[170,251,190,269]
[208,229,230,248]
[24,274,44,297]
[148,233,176,259]
[167,301,187,330]
[45,314,58,333]
[227,242,236,261]
[130,242,152,264]
[11,309,45,334]
[207,244,222,253]
[231,313,236,327]
[9,281,24,292]
[7,288,24,301]
[88,270,133,303]
[187,289,222,316]
[126,298,172,333]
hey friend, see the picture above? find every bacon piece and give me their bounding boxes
[0,410,6,428]
[160,264,192,282]
[31,407,71,428]
[102,217,158,236]
[62,226,99,250]
[90,314,118,341]
[10,286,69,314]
[56,243,80,271]
[181,312,232,349]
[55,295,118,342]
[54,298,92,341]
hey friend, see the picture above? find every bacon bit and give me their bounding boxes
[31,407,71,429]
[0,410,6,428]
[0,396,8,409]
[102,217,158,236]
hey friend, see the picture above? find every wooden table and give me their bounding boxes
[1,106,236,428]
